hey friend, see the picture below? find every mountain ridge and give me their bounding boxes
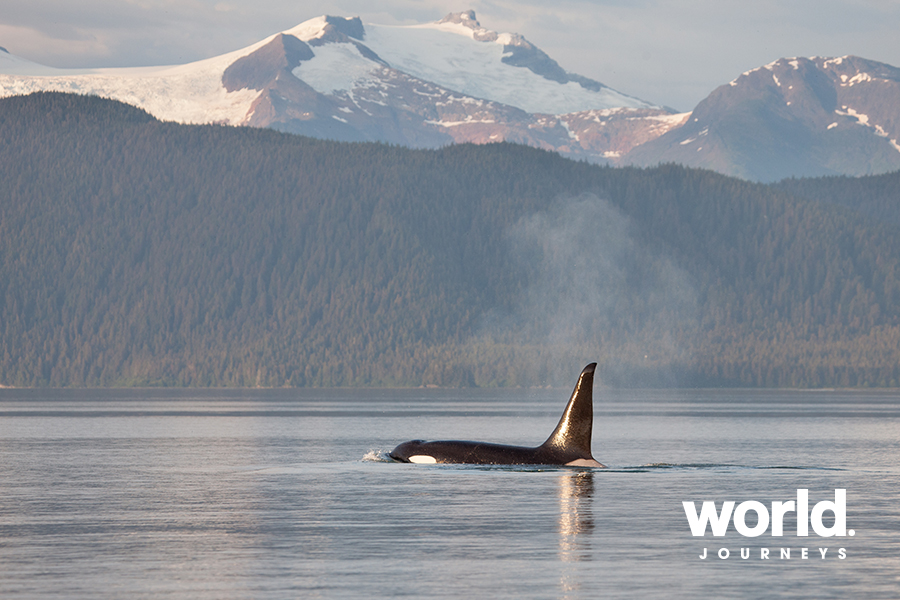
[1,13,898,180]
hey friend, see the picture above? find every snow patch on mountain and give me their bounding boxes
[836,106,871,126]
[640,112,691,126]
[842,72,874,86]
[360,16,651,114]
[285,16,330,41]
[560,119,578,140]
[292,42,379,94]
[835,106,897,151]
[427,117,497,127]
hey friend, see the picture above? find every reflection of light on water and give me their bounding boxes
[558,471,594,597]
[558,471,595,560]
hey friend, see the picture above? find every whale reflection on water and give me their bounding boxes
[559,471,595,559]
[558,471,595,595]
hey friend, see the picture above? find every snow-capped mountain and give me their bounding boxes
[4,13,898,180]
[624,56,900,181]
[0,11,679,162]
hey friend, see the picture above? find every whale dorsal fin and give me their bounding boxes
[540,363,597,459]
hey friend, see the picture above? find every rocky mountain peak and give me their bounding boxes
[222,33,314,92]
[319,16,366,42]
[285,15,365,43]
[437,10,499,42]
[437,10,479,27]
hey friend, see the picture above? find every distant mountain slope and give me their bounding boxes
[3,92,900,387]
[0,12,680,163]
[624,56,900,181]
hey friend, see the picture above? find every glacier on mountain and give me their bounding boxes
[359,19,651,114]
[0,11,656,123]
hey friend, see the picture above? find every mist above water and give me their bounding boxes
[475,193,698,387]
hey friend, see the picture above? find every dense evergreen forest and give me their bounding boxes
[2,92,900,387]
[777,172,900,225]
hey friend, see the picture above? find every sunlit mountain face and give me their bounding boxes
[0,12,682,164]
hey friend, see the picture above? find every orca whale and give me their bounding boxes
[389,363,605,467]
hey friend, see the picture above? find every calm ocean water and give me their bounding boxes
[1,387,898,599]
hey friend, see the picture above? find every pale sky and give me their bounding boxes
[1,0,899,111]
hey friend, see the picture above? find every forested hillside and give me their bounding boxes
[776,172,900,225]
[2,92,899,387]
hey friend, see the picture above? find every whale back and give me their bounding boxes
[389,362,603,466]
[540,363,597,460]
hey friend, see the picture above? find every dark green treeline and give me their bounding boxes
[2,92,899,387]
